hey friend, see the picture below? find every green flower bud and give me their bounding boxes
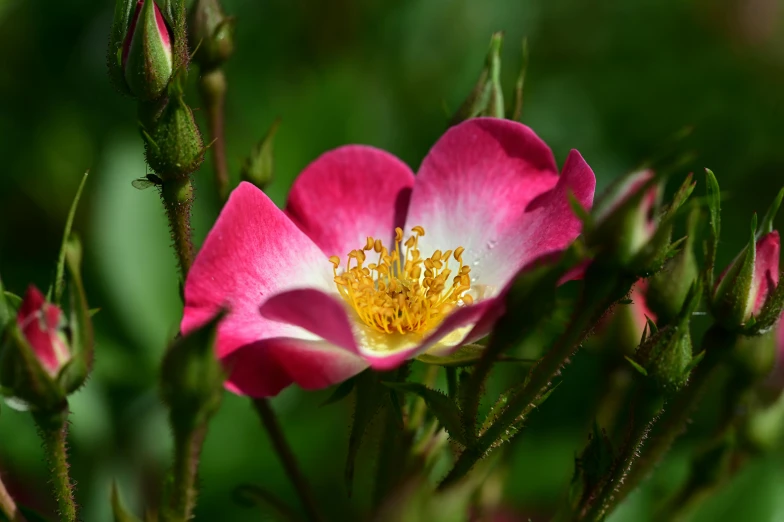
[241,118,280,192]
[122,0,174,100]
[143,93,205,179]
[188,0,235,71]
[161,313,225,433]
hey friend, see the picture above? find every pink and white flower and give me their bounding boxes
[181,118,596,397]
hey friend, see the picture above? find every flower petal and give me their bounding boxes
[405,118,593,292]
[181,182,334,360]
[17,286,67,376]
[224,337,369,398]
[753,231,780,314]
[286,145,416,258]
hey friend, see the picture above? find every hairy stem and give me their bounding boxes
[0,474,27,522]
[440,270,629,488]
[198,68,229,202]
[252,399,325,522]
[161,177,195,278]
[615,326,734,502]
[34,413,77,522]
[580,389,665,521]
[167,424,207,522]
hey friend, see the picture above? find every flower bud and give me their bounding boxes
[588,170,662,267]
[450,32,505,124]
[161,313,225,433]
[143,94,205,179]
[122,0,174,101]
[241,118,280,192]
[0,286,69,412]
[712,230,780,332]
[188,0,235,71]
[594,281,655,356]
[646,209,699,324]
[629,283,701,394]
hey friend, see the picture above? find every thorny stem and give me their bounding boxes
[579,389,665,522]
[167,424,207,522]
[34,413,77,522]
[0,474,27,522]
[161,177,195,278]
[198,68,230,202]
[614,325,734,503]
[252,399,325,522]
[440,270,630,488]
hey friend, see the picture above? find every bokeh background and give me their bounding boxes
[1,0,784,520]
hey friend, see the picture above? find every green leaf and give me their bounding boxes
[2,292,20,310]
[59,235,93,393]
[241,117,280,192]
[345,370,386,495]
[111,482,143,522]
[624,356,648,376]
[757,187,784,239]
[385,382,467,446]
[319,377,356,407]
[705,168,721,289]
[48,171,88,304]
[512,37,529,122]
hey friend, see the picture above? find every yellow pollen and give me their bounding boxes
[331,226,472,335]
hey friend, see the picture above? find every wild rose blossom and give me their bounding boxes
[16,286,70,377]
[181,118,596,397]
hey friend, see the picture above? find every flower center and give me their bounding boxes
[330,226,473,335]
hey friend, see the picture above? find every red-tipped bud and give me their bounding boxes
[713,231,780,330]
[17,286,70,377]
[122,0,173,100]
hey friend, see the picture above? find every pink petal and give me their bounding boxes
[16,286,67,376]
[753,231,780,314]
[182,182,335,362]
[405,118,594,291]
[286,145,415,258]
[224,337,369,398]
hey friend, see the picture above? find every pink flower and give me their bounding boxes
[16,286,70,377]
[181,118,596,397]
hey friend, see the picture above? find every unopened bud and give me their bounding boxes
[241,118,280,192]
[161,313,225,432]
[189,0,235,71]
[0,287,69,412]
[712,228,780,332]
[122,0,174,100]
[143,94,205,179]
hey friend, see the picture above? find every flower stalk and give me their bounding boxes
[0,475,27,522]
[198,68,229,201]
[167,424,207,521]
[252,399,325,522]
[34,412,77,522]
[161,176,195,277]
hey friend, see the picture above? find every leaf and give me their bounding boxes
[2,292,19,310]
[345,370,386,495]
[49,171,88,304]
[416,346,535,368]
[60,235,93,393]
[512,37,529,122]
[624,356,648,376]
[111,482,143,522]
[704,168,721,289]
[757,187,784,239]
[384,382,467,446]
[320,377,356,407]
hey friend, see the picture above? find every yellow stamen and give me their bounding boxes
[331,226,472,334]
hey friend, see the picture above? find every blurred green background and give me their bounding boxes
[2,0,784,520]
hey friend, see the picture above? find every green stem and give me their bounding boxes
[34,413,77,522]
[0,474,27,522]
[252,399,325,522]
[161,177,195,278]
[580,389,665,522]
[615,326,734,503]
[167,424,207,522]
[440,270,629,488]
[198,68,230,202]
